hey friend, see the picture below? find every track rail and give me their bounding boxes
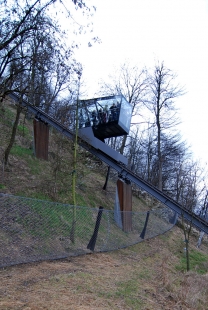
[9,93,208,234]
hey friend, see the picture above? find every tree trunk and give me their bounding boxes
[119,135,127,155]
[185,239,190,271]
[70,91,79,243]
[157,128,162,190]
[181,214,192,272]
[156,77,162,190]
[4,104,22,165]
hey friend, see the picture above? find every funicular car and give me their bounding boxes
[78,94,132,142]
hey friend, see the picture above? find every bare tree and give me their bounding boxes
[0,0,91,166]
[99,63,148,154]
[0,0,93,99]
[0,0,56,94]
[145,61,185,190]
[197,191,208,248]
[177,161,205,271]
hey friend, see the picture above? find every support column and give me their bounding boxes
[33,119,49,160]
[117,179,132,232]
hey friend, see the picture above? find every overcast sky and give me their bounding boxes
[73,0,208,165]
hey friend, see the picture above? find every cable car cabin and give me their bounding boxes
[78,95,132,142]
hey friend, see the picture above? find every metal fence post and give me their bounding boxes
[87,206,104,251]
[140,211,150,239]
[169,211,178,224]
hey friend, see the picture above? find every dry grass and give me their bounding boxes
[0,103,149,212]
[0,227,208,310]
[1,102,208,309]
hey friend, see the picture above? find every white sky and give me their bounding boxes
[72,0,208,166]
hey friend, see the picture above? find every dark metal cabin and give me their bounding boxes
[78,95,132,141]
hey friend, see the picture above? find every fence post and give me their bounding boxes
[87,206,104,251]
[140,211,150,239]
[169,211,178,224]
[103,166,111,190]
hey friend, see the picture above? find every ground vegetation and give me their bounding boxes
[0,102,208,309]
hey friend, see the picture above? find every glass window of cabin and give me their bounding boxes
[78,95,132,135]
[118,96,132,132]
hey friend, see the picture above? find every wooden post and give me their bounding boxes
[117,179,132,232]
[33,119,49,160]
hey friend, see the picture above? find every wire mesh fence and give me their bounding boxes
[0,194,177,268]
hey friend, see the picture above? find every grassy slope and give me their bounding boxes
[0,102,150,210]
[0,102,208,310]
[0,228,208,310]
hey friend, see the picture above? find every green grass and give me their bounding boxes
[26,156,42,174]
[17,125,30,135]
[14,198,95,240]
[76,193,87,206]
[138,268,151,279]
[0,107,15,127]
[10,145,43,175]
[176,249,208,274]
[11,145,33,157]
[26,192,51,200]
[88,194,97,208]
[17,124,30,137]
[115,277,144,308]
[22,202,73,238]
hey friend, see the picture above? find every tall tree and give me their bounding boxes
[197,191,208,248]
[145,61,184,190]
[0,0,56,94]
[0,0,93,99]
[99,63,148,154]
[177,161,205,271]
[0,0,91,165]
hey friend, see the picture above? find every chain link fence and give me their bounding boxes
[0,194,177,268]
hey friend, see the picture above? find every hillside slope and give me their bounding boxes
[0,226,208,310]
[0,102,149,211]
[0,101,208,309]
